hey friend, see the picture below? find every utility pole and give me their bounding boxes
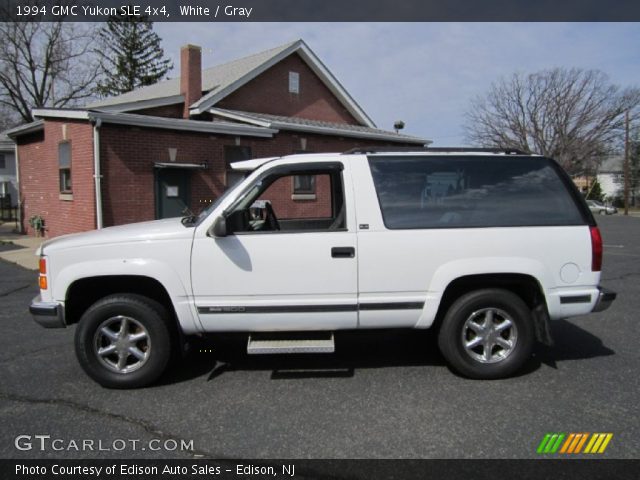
[624,110,630,216]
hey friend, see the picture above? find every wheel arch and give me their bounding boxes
[65,275,178,328]
[418,271,551,343]
[433,273,547,324]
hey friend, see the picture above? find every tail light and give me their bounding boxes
[39,257,48,290]
[590,226,603,272]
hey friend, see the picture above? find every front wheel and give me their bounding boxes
[437,289,534,379]
[74,294,173,388]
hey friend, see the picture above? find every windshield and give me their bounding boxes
[195,180,247,226]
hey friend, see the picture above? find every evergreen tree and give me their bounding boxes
[586,179,604,202]
[96,14,172,97]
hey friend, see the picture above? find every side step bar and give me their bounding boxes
[247,332,335,354]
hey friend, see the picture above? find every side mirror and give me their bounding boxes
[208,216,227,238]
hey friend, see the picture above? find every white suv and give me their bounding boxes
[30,148,616,388]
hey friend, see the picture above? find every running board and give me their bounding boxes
[247,332,335,354]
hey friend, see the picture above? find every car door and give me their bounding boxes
[190,160,358,332]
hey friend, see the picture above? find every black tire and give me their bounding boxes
[74,294,173,389]
[437,289,534,379]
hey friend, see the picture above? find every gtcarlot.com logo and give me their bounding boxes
[14,435,194,452]
[536,433,613,454]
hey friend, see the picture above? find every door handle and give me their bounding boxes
[331,247,355,258]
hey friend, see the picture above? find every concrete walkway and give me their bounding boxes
[0,222,41,271]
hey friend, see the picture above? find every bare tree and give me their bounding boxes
[0,20,100,123]
[0,102,19,131]
[465,68,640,173]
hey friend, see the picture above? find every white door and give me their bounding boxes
[191,161,358,331]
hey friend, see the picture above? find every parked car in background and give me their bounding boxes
[586,200,617,215]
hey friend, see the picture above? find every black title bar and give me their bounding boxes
[1,0,640,22]
[2,459,640,480]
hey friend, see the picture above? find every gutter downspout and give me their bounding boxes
[14,142,22,233]
[92,118,103,229]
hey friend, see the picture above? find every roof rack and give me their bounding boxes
[342,147,530,155]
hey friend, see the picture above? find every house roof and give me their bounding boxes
[9,110,277,138]
[210,108,429,144]
[0,131,15,151]
[599,154,623,173]
[18,108,426,145]
[88,39,376,128]
[4,120,45,139]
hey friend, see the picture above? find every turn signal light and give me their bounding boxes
[38,257,48,290]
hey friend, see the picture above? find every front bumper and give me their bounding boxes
[29,295,65,328]
[592,287,617,313]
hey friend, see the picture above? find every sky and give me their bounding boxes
[154,23,640,145]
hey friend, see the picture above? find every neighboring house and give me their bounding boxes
[7,40,428,238]
[0,132,18,208]
[597,154,625,201]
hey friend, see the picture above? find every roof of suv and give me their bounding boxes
[230,148,545,173]
[343,147,537,156]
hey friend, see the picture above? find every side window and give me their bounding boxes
[368,156,585,229]
[225,167,345,234]
[0,154,5,169]
[288,71,299,94]
[58,142,71,193]
[292,175,316,195]
[224,146,251,189]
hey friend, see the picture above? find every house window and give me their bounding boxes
[0,154,5,169]
[289,71,299,94]
[224,145,252,189]
[58,142,72,193]
[293,175,315,194]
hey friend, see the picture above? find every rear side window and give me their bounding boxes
[368,156,585,229]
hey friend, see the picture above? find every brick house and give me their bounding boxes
[7,39,427,238]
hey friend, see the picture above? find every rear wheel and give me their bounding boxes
[437,289,534,379]
[74,294,172,388]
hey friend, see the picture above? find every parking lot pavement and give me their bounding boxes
[0,215,638,459]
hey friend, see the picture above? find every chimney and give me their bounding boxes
[180,44,202,119]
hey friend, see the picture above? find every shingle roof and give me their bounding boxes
[599,154,623,173]
[88,40,299,109]
[210,108,428,144]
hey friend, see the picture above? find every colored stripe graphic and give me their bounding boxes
[537,433,613,454]
[536,434,552,454]
[550,434,565,453]
[574,433,589,453]
[598,433,613,453]
[560,433,575,453]
[585,433,613,453]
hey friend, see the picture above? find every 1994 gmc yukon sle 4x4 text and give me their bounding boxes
[29,148,616,388]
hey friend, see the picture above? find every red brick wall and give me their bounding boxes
[260,174,332,219]
[217,53,361,125]
[98,124,224,226]
[17,120,96,238]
